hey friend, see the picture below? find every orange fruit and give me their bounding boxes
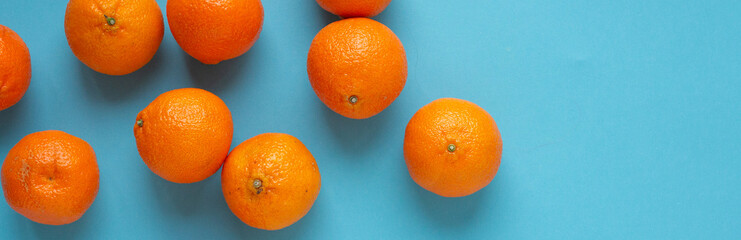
[0,25,31,111]
[64,0,164,76]
[2,130,99,225]
[167,0,264,64]
[307,18,407,119]
[222,133,321,230]
[404,98,503,197]
[316,0,392,18]
[134,88,233,184]
[316,0,391,18]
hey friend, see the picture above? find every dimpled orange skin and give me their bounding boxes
[0,25,31,111]
[167,0,264,65]
[64,0,164,76]
[134,88,233,184]
[1,130,99,225]
[222,133,321,230]
[404,98,503,198]
[307,18,407,119]
[316,0,392,18]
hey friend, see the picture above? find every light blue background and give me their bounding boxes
[1,0,740,239]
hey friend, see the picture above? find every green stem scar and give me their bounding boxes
[136,119,143,127]
[348,95,358,104]
[447,144,457,153]
[253,179,263,194]
[104,15,116,26]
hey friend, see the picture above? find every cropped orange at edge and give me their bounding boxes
[2,130,100,225]
[64,0,164,76]
[316,0,393,18]
[308,18,407,119]
[0,25,32,111]
[404,98,503,198]
[134,88,233,184]
[167,0,264,64]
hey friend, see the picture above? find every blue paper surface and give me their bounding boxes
[1,0,740,239]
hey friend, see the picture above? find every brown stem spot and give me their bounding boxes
[253,179,263,194]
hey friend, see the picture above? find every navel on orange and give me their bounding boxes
[222,133,321,230]
[64,0,164,75]
[2,130,99,225]
[134,88,233,184]
[404,98,503,197]
[0,25,31,111]
[307,18,407,119]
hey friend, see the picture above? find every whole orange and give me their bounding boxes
[64,0,164,76]
[2,130,99,225]
[134,88,233,184]
[0,25,31,111]
[404,98,503,197]
[307,18,407,119]
[167,0,264,64]
[316,0,392,18]
[222,133,321,230]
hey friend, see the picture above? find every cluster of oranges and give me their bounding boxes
[0,0,503,231]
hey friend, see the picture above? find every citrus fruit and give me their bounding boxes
[134,88,233,184]
[307,18,407,119]
[64,0,164,76]
[2,130,99,225]
[222,133,321,230]
[0,25,31,111]
[167,0,264,64]
[404,98,503,197]
[316,0,392,18]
